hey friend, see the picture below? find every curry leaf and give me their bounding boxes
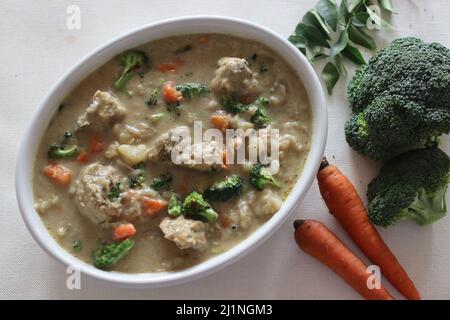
[379,0,394,12]
[366,5,394,29]
[288,34,308,54]
[348,24,376,49]
[330,30,349,57]
[340,0,351,23]
[315,0,339,31]
[335,54,348,78]
[352,12,369,27]
[342,44,366,65]
[322,62,340,94]
[295,23,330,47]
[302,10,331,40]
[349,0,364,12]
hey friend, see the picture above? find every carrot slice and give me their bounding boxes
[113,223,136,240]
[156,58,183,73]
[44,164,72,186]
[76,151,89,163]
[90,134,104,154]
[211,114,231,132]
[162,81,183,104]
[141,198,168,217]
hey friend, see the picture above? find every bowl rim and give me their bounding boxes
[15,15,327,288]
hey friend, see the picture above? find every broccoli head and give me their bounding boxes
[181,191,218,223]
[114,50,150,90]
[93,239,134,269]
[367,147,450,227]
[250,163,279,191]
[346,37,450,160]
[204,175,243,201]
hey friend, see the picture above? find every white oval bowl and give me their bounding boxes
[15,16,327,288]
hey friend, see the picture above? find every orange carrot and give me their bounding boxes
[294,219,394,300]
[211,114,231,132]
[141,198,167,217]
[317,157,421,300]
[198,36,209,44]
[76,151,89,163]
[162,81,183,104]
[44,164,72,186]
[90,134,104,154]
[156,57,183,73]
[113,223,136,240]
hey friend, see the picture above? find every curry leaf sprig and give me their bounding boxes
[288,0,393,94]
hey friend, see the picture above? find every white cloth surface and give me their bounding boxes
[0,0,449,299]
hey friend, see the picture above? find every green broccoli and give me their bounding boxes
[181,191,218,223]
[251,107,271,128]
[168,193,182,217]
[114,50,150,90]
[175,83,209,99]
[367,147,450,227]
[345,37,450,160]
[221,98,250,113]
[93,239,134,269]
[47,144,79,159]
[204,175,243,201]
[250,163,279,191]
[150,173,172,190]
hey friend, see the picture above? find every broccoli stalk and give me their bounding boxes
[93,239,134,269]
[181,191,218,223]
[168,193,182,217]
[204,175,243,201]
[47,144,79,159]
[367,147,450,227]
[250,163,279,191]
[114,50,150,91]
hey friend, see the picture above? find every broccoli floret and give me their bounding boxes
[168,193,182,217]
[114,50,150,90]
[129,171,145,189]
[221,98,250,113]
[204,175,243,201]
[346,37,450,160]
[93,239,134,269]
[251,108,271,128]
[47,144,79,159]
[367,147,450,227]
[250,163,279,191]
[150,173,172,190]
[181,191,218,223]
[175,83,209,99]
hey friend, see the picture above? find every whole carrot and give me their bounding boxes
[317,157,420,300]
[294,219,394,300]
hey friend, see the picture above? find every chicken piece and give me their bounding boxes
[71,163,125,225]
[148,126,225,172]
[76,90,126,130]
[159,216,207,250]
[210,57,260,100]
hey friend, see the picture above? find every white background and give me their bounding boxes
[1,0,449,299]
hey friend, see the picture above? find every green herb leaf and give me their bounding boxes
[366,5,393,29]
[351,12,369,27]
[322,62,340,95]
[315,0,339,31]
[342,44,366,65]
[295,23,330,48]
[302,10,331,40]
[288,34,308,54]
[330,29,349,57]
[339,0,351,23]
[335,54,348,78]
[349,0,364,12]
[379,0,394,13]
[348,24,376,49]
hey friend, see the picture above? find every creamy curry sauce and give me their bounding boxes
[33,34,312,273]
